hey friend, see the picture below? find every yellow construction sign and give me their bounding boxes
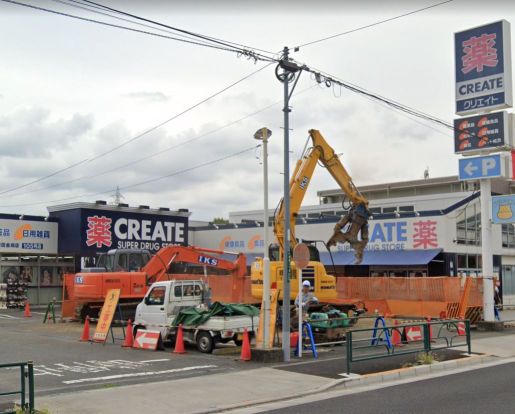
[93,289,121,343]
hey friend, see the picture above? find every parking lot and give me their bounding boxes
[0,309,256,402]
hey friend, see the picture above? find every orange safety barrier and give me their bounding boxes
[336,276,483,318]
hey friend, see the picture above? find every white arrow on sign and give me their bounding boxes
[464,162,478,176]
[406,328,422,341]
[134,332,160,348]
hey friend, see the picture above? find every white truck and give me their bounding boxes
[133,280,259,353]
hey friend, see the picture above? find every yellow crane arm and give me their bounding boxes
[274,129,368,260]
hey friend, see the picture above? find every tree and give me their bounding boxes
[212,217,229,225]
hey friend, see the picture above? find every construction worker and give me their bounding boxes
[327,204,370,264]
[295,280,318,308]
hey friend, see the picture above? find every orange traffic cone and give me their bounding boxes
[23,300,32,318]
[122,319,134,348]
[80,316,91,342]
[391,320,403,347]
[240,328,251,361]
[174,324,186,354]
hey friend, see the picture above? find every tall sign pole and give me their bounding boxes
[281,46,291,360]
[454,20,512,322]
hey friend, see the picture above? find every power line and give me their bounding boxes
[0,62,272,196]
[0,145,259,209]
[6,85,317,199]
[49,0,236,49]
[295,0,455,49]
[299,62,453,130]
[80,0,276,58]
[1,0,275,62]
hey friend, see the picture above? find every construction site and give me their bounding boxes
[1,1,515,413]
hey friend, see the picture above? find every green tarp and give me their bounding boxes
[173,302,259,327]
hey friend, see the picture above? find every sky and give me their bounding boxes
[0,0,514,221]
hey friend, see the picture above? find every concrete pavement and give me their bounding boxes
[36,368,335,414]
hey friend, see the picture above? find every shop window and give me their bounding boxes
[502,266,515,296]
[456,203,481,245]
[399,206,415,212]
[40,267,55,286]
[502,224,515,248]
[383,207,397,214]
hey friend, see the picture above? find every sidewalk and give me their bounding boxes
[36,368,335,414]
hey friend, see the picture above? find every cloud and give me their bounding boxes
[0,107,93,158]
[123,92,170,103]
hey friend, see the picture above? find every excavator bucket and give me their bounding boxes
[327,207,369,265]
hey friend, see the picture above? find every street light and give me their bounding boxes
[254,127,272,349]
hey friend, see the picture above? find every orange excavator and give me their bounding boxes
[62,245,252,320]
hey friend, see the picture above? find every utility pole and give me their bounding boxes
[281,46,291,361]
[277,46,302,361]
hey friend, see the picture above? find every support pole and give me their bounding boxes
[298,267,302,357]
[282,46,291,361]
[480,178,495,322]
[262,130,271,350]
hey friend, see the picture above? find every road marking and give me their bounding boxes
[0,314,20,319]
[139,359,171,363]
[62,365,218,384]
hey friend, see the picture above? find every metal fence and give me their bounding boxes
[346,319,471,374]
[0,361,34,414]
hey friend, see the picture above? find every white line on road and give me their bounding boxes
[0,314,20,319]
[139,359,171,363]
[62,365,218,384]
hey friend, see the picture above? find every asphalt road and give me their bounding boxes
[265,362,515,414]
[0,310,253,399]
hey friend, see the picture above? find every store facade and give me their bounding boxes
[0,214,70,306]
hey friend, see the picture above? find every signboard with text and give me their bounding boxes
[455,20,512,115]
[0,219,57,254]
[454,111,512,153]
[93,289,121,343]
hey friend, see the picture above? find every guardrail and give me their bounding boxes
[0,361,34,414]
[345,319,471,374]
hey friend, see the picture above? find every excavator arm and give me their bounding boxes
[142,245,247,284]
[274,129,369,262]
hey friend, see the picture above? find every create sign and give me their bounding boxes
[455,20,512,115]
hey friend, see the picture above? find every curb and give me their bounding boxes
[339,353,494,389]
[200,354,495,413]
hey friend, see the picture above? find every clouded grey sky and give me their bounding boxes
[0,0,514,220]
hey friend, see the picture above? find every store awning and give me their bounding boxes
[319,249,442,266]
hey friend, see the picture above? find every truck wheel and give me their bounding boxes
[196,331,214,353]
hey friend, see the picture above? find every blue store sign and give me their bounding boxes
[492,195,515,224]
[51,207,188,254]
[455,20,512,115]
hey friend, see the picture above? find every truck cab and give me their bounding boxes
[82,249,152,273]
[134,280,205,333]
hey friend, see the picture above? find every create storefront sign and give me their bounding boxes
[82,210,188,253]
[0,219,57,254]
[455,20,512,115]
[335,219,441,252]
